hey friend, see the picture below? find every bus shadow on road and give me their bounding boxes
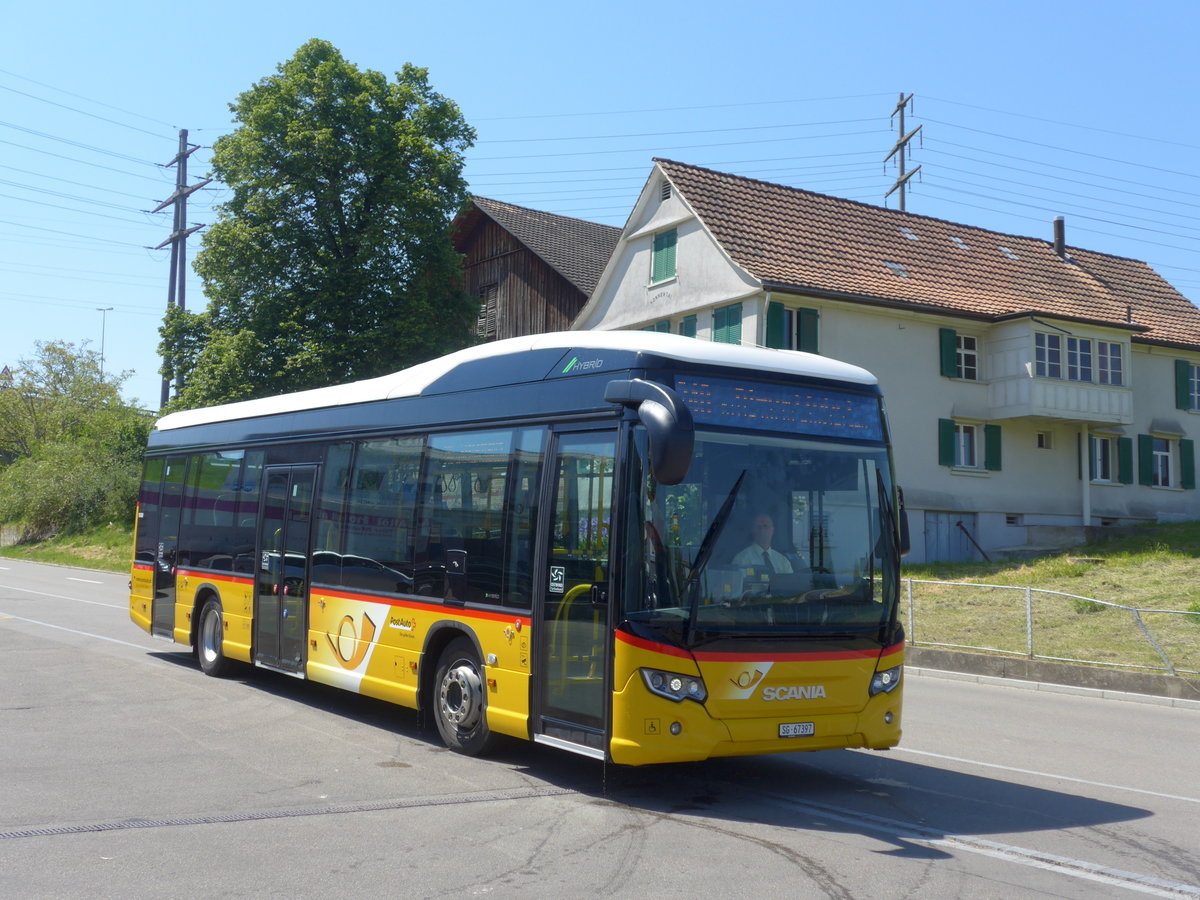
[507,746,1155,861]
[145,651,1154,861]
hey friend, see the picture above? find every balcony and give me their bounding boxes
[988,375,1132,424]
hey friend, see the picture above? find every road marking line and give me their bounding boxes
[66,577,104,585]
[893,747,1200,805]
[0,611,148,649]
[754,791,1200,898]
[0,582,124,609]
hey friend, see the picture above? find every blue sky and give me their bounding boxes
[2,0,1198,407]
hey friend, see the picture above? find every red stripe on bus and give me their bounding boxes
[617,632,904,663]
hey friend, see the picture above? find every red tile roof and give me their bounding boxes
[656,159,1200,350]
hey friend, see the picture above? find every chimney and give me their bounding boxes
[1053,216,1065,257]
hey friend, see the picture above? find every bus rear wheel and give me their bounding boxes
[433,638,497,756]
[196,598,233,678]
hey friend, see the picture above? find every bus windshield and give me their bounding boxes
[624,428,900,644]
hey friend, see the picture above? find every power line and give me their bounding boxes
[0,66,178,129]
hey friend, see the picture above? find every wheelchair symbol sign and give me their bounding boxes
[549,566,565,594]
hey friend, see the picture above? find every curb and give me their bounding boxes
[907,646,1200,711]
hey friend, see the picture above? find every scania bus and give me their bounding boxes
[131,331,906,765]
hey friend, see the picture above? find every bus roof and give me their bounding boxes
[154,331,878,432]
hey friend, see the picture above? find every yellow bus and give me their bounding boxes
[131,332,907,765]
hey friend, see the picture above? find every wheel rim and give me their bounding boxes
[439,658,483,731]
[200,607,220,665]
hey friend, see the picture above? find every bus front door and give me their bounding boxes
[253,466,316,674]
[533,430,617,759]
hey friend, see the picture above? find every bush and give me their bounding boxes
[0,441,140,540]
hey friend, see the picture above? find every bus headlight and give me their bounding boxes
[640,668,707,703]
[869,664,903,696]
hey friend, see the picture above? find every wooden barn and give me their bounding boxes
[453,197,620,341]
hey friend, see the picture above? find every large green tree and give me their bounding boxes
[169,39,477,407]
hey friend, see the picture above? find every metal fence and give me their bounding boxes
[904,578,1200,677]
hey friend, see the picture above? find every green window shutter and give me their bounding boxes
[1117,436,1133,484]
[939,328,959,378]
[651,229,677,283]
[1137,433,1155,485]
[713,303,742,345]
[1175,359,1192,410]
[1076,433,1082,480]
[680,315,696,338]
[938,419,956,467]
[797,308,819,354]
[655,320,670,333]
[1182,439,1196,489]
[765,302,786,349]
[984,424,1002,471]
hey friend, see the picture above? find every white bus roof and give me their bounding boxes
[154,331,877,432]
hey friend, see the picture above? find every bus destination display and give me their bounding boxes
[674,376,883,441]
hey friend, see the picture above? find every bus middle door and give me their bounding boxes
[253,466,316,675]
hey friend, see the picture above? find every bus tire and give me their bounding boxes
[196,597,233,678]
[433,637,497,756]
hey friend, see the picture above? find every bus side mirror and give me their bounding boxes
[898,488,911,557]
[605,378,694,485]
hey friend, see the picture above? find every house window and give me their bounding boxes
[712,303,742,345]
[1138,433,1196,489]
[679,315,697,338]
[641,320,670,333]
[1153,438,1172,487]
[939,328,979,380]
[766,302,818,353]
[475,284,498,341]
[1090,436,1114,482]
[1097,342,1123,386]
[1036,431,1053,449]
[1066,337,1093,382]
[955,424,978,468]
[651,229,677,283]
[938,419,1002,471]
[1175,360,1200,411]
[1035,333,1062,378]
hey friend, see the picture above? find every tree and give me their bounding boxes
[0,342,151,538]
[171,39,478,408]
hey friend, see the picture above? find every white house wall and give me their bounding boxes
[576,217,759,332]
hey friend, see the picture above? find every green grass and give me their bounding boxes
[0,522,133,572]
[903,521,1200,675]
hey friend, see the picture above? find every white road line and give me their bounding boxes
[893,747,1200,805]
[0,582,124,609]
[0,611,149,649]
[66,577,104,585]
[755,790,1200,898]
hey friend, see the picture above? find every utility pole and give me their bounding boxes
[152,129,210,408]
[96,307,113,378]
[885,93,922,212]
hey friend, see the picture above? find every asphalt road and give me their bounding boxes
[2,558,1198,899]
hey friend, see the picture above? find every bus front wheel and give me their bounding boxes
[433,638,497,756]
[196,598,233,678]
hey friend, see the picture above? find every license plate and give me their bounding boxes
[779,722,815,738]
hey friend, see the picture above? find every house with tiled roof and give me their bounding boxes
[453,197,620,342]
[574,159,1200,561]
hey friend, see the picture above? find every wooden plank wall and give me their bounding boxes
[460,218,587,340]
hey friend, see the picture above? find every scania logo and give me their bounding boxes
[761,684,827,701]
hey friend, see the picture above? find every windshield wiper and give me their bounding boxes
[683,470,746,644]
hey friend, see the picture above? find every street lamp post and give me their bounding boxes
[96,307,113,378]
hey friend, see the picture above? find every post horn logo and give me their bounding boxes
[327,612,377,670]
